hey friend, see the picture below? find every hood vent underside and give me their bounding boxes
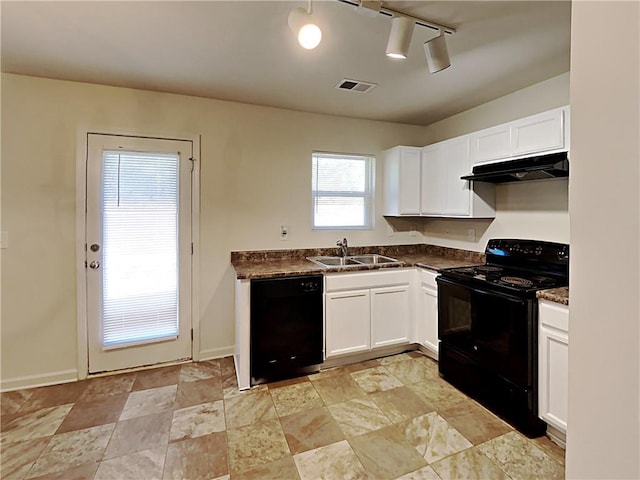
[461,151,569,184]
[336,78,377,93]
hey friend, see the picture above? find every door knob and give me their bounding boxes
[89,260,101,270]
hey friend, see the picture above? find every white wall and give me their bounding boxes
[0,73,426,388]
[416,73,570,251]
[566,2,640,479]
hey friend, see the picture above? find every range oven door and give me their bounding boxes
[436,276,536,387]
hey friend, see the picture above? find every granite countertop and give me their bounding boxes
[537,287,569,306]
[231,244,485,280]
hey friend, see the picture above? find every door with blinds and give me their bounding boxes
[86,134,193,373]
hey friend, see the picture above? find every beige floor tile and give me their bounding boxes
[406,378,468,411]
[175,377,223,409]
[279,406,345,454]
[232,455,300,480]
[307,366,348,381]
[1,390,33,416]
[270,382,323,417]
[293,440,367,480]
[349,426,427,480]
[398,412,472,464]
[224,390,276,429]
[350,366,404,394]
[103,411,172,460]
[310,373,366,405]
[0,437,50,479]
[227,419,290,473]
[478,431,564,480]
[439,398,512,445]
[1,404,73,444]
[16,382,88,415]
[267,375,311,390]
[56,392,128,434]
[78,373,137,403]
[327,397,392,437]
[163,431,228,480]
[394,465,441,480]
[342,359,382,373]
[378,353,413,364]
[179,361,221,383]
[383,358,439,385]
[27,423,114,478]
[170,400,225,441]
[119,385,177,421]
[370,386,434,424]
[532,435,566,466]
[94,446,166,480]
[132,365,181,391]
[27,461,100,480]
[431,447,509,480]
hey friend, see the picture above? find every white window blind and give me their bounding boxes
[101,150,179,349]
[312,152,374,229]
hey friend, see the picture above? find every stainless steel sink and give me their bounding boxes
[347,254,399,265]
[307,254,400,268]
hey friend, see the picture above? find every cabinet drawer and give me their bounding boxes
[325,269,412,292]
[539,300,569,333]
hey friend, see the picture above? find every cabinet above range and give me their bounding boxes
[382,105,570,219]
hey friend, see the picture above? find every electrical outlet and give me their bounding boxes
[467,228,476,242]
[280,225,289,241]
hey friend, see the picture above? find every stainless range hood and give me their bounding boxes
[461,151,569,184]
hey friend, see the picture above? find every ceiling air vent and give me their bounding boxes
[336,78,377,93]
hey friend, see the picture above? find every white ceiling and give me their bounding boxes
[0,1,571,126]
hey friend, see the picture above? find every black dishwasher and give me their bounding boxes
[250,274,323,385]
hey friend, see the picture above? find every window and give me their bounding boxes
[312,152,375,229]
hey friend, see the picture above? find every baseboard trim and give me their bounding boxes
[1,369,79,392]
[199,346,235,362]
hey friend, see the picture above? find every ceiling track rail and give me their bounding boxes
[336,0,456,35]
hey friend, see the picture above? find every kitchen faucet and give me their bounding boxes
[337,238,348,258]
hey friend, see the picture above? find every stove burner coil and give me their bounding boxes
[500,276,534,287]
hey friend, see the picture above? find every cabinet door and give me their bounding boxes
[538,324,568,432]
[419,283,439,353]
[398,148,422,215]
[325,290,371,358]
[511,108,565,157]
[420,143,445,215]
[370,285,410,348]
[443,137,471,216]
[470,124,511,165]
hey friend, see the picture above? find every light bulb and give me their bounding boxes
[298,23,322,49]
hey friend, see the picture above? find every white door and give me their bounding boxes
[86,134,193,373]
[370,285,410,348]
[325,290,371,357]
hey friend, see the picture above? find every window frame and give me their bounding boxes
[311,151,375,230]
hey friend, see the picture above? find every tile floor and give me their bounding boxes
[0,352,566,479]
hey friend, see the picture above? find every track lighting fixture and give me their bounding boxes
[385,16,415,59]
[288,0,322,50]
[424,30,451,73]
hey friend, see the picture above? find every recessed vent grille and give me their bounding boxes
[336,78,377,93]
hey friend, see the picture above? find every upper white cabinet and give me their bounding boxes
[382,146,422,216]
[471,106,570,166]
[538,299,569,434]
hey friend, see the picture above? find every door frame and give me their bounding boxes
[75,128,201,379]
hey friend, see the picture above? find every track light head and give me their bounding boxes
[288,6,322,49]
[385,16,415,59]
[424,31,451,73]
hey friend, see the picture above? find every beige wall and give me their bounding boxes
[415,73,570,251]
[0,73,426,388]
[566,2,639,478]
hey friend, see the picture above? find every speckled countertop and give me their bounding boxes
[537,287,569,306]
[231,244,485,280]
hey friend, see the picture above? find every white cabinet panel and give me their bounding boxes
[443,137,471,216]
[470,124,511,165]
[325,290,371,357]
[538,300,569,433]
[371,285,410,348]
[511,108,565,157]
[382,146,422,216]
[418,269,439,354]
[420,144,445,215]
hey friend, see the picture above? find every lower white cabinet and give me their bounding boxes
[418,269,439,355]
[538,299,569,433]
[325,270,412,359]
